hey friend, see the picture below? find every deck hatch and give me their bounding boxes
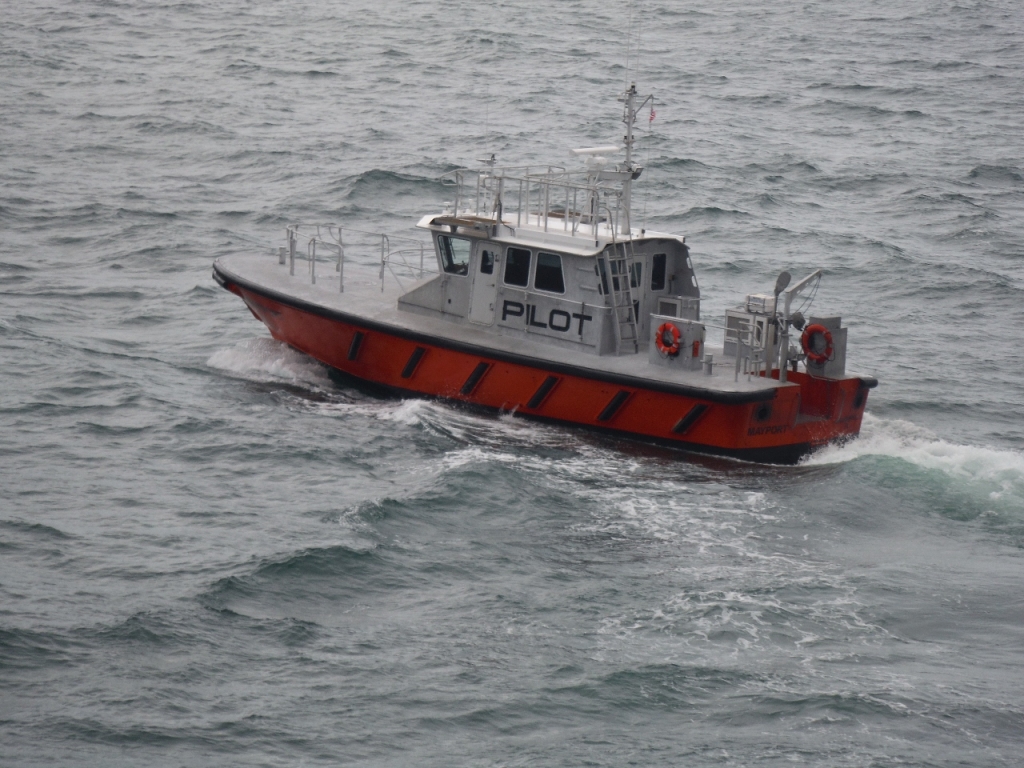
[672,404,709,435]
[526,376,559,409]
[597,390,631,422]
[347,331,364,361]
[460,362,490,395]
[401,347,427,378]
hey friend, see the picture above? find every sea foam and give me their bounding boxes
[804,413,1024,504]
[206,337,333,389]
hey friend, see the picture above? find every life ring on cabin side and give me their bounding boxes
[801,323,834,365]
[655,322,681,357]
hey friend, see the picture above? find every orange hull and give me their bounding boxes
[221,276,870,464]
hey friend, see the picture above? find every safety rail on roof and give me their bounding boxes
[439,164,640,242]
[283,224,435,294]
[438,84,653,242]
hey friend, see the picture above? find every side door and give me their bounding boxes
[438,234,472,316]
[468,247,498,325]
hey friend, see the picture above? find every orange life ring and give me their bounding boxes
[801,323,833,364]
[655,322,681,357]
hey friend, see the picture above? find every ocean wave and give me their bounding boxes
[679,206,751,220]
[335,168,442,201]
[803,414,1024,511]
[132,116,234,137]
[568,663,762,709]
[582,482,888,657]
[80,611,190,648]
[653,156,710,170]
[200,543,390,616]
[0,626,78,670]
[0,519,74,540]
[206,337,334,390]
[967,164,1023,185]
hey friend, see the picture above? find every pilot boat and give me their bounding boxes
[212,84,876,464]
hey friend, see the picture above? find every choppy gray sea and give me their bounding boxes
[3,1,1024,765]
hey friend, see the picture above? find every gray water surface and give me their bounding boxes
[2,1,1024,765]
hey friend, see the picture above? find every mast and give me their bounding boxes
[620,82,652,236]
[621,83,636,236]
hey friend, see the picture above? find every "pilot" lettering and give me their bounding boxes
[501,300,592,337]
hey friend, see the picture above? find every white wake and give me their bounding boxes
[206,337,334,389]
[804,413,1024,503]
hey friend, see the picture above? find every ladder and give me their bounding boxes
[605,241,640,354]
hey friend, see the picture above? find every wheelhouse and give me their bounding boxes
[397,215,699,358]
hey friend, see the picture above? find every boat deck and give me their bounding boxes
[215,253,797,399]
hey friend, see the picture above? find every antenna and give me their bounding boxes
[624,0,645,87]
[620,83,653,235]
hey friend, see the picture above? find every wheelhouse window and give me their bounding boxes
[480,250,495,275]
[504,247,531,287]
[439,235,470,275]
[534,252,565,293]
[651,253,667,291]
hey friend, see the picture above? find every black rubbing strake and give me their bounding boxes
[526,376,559,409]
[597,390,631,422]
[853,386,867,409]
[672,403,709,434]
[401,347,427,378]
[460,362,490,395]
[347,331,364,361]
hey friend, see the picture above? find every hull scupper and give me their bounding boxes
[213,84,876,464]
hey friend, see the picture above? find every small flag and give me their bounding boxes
[649,107,656,123]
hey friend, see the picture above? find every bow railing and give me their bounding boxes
[283,224,434,293]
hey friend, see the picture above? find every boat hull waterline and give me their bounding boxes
[215,267,872,465]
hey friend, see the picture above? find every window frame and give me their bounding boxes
[651,253,667,291]
[438,235,471,276]
[533,251,566,294]
[503,246,532,287]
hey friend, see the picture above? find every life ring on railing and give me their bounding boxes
[655,322,681,357]
[801,323,834,365]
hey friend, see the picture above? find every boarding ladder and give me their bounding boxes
[606,240,640,354]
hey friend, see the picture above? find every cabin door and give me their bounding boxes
[468,247,498,325]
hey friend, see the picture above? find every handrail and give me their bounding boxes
[285,224,434,293]
[440,164,568,185]
[287,223,422,246]
[441,164,631,243]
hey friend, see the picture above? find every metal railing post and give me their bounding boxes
[572,188,579,235]
[289,228,296,276]
[333,227,345,293]
[338,244,344,294]
[517,178,523,226]
[543,181,550,232]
